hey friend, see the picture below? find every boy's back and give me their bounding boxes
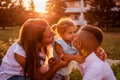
[78,52,116,80]
[73,25,116,80]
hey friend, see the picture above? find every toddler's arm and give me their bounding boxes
[54,42,85,63]
[63,53,85,63]
[54,42,72,62]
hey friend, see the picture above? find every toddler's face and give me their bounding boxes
[62,26,76,42]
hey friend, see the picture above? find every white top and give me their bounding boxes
[78,52,116,80]
[0,41,25,80]
[53,39,79,76]
[0,41,48,80]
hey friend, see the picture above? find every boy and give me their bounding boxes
[73,25,116,80]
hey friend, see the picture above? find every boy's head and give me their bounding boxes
[73,25,103,56]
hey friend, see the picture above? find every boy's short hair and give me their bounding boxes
[80,25,103,45]
[77,25,103,52]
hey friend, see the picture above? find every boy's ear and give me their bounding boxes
[76,40,83,51]
[78,41,82,49]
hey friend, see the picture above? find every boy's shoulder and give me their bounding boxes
[88,52,105,68]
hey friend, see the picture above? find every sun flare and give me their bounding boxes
[23,0,47,13]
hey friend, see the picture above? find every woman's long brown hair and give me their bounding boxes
[19,18,49,80]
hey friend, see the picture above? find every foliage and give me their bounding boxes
[85,0,120,28]
[47,0,67,14]
[0,0,42,29]
[112,63,120,80]
[0,0,25,29]
[46,0,67,25]
[0,0,14,29]
[0,39,16,64]
[70,68,82,80]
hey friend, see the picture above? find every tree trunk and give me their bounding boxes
[2,26,5,30]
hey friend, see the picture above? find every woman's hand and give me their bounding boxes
[48,57,57,68]
[55,54,68,69]
[95,47,107,61]
[42,54,68,80]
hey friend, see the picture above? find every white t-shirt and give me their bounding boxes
[0,41,25,80]
[53,39,79,76]
[0,41,49,80]
[78,52,116,80]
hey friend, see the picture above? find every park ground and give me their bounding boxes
[0,26,120,80]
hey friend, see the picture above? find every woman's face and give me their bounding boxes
[41,26,55,46]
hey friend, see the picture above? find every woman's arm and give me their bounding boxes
[14,52,68,80]
[42,56,68,80]
[14,53,25,68]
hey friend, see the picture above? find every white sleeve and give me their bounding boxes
[14,43,26,57]
[83,66,103,80]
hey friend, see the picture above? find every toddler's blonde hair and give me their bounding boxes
[56,18,76,37]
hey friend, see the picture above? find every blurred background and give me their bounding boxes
[0,0,120,80]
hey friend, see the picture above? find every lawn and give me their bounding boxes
[0,26,120,60]
[0,27,20,41]
[102,32,120,60]
[0,27,120,80]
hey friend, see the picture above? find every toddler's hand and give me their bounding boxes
[75,55,85,63]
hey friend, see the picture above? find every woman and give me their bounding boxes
[0,18,68,80]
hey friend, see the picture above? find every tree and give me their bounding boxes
[46,0,67,25]
[0,0,24,29]
[0,0,38,29]
[85,0,120,28]
[0,0,14,29]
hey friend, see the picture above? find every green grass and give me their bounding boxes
[0,27,120,60]
[101,32,120,60]
[0,27,120,80]
[0,27,20,42]
[70,69,82,80]
[112,63,120,80]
